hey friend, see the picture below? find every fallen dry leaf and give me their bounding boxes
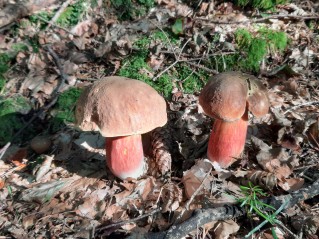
[183,159,213,198]
[277,177,304,192]
[214,220,240,239]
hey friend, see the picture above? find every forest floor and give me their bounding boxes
[0,0,319,238]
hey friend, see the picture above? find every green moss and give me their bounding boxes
[119,32,210,96]
[235,28,288,72]
[51,88,83,131]
[29,11,51,29]
[174,64,208,93]
[111,0,155,20]
[0,54,10,78]
[207,53,241,72]
[0,96,31,145]
[56,0,86,27]
[0,43,29,91]
[235,0,288,10]
[29,0,87,28]
[118,50,173,97]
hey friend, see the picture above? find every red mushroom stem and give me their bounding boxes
[207,110,248,168]
[106,134,144,179]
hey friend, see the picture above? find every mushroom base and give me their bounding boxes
[106,134,145,180]
[207,111,248,168]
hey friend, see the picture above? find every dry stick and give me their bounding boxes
[13,46,67,140]
[45,0,72,31]
[186,61,218,74]
[36,16,77,36]
[153,38,191,81]
[159,51,236,60]
[145,178,319,239]
[0,142,11,161]
[196,14,319,25]
[96,207,162,232]
[150,20,178,59]
[283,101,319,114]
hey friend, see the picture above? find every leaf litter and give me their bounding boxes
[0,0,319,238]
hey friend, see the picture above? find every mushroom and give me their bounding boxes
[75,76,167,179]
[199,71,269,168]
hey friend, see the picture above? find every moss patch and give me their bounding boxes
[51,88,83,131]
[235,28,288,72]
[0,96,32,145]
[235,0,288,10]
[111,0,155,20]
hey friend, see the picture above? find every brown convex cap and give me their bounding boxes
[75,76,167,137]
[199,71,269,121]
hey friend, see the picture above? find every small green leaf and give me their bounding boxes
[172,18,183,35]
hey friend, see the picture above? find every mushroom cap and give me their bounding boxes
[246,79,269,117]
[75,76,167,137]
[199,71,269,121]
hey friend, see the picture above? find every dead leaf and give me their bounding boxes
[214,220,240,239]
[183,159,213,198]
[278,178,304,192]
[35,155,54,181]
[161,183,183,212]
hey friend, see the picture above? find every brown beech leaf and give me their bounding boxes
[182,160,213,199]
[262,227,285,239]
[214,220,240,239]
[277,178,304,192]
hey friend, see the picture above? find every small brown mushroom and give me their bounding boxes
[199,71,269,168]
[30,135,51,154]
[75,76,167,180]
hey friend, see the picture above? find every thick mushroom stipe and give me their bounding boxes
[106,134,144,180]
[207,110,248,168]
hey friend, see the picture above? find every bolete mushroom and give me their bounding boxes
[199,71,269,168]
[75,76,167,179]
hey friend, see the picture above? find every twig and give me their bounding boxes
[145,178,319,239]
[45,0,72,31]
[196,14,319,25]
[36,16,76,36]
[150,20,178,59]
[96,207,161,232]
[12,46,68,140]
[159,51,237,60]
[283,101,319,114]
[276,220,299,239]
[0,142,11,161]
[45,46,68,93]
[186,61,218,74]
[153,39,191,81]
[176,167,212,222]
[1,164,26,178]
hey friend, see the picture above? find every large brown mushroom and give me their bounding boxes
[75,76,167,179]
[199,71,269,168]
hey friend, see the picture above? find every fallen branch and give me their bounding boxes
[45,0,72,31]
[95,208,162,232]
[144,178,319,239]
[197,14,319,25]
